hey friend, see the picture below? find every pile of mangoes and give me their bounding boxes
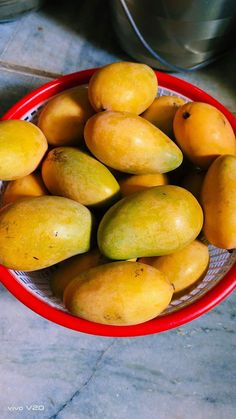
[0,62,235,326]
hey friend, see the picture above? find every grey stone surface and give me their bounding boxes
[0,284,235,419]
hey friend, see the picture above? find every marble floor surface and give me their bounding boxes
[1,284,236,419]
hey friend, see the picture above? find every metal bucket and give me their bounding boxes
[111,0,236,71]
[0,0,43,22]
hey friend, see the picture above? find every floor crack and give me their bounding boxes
[0,61,61,79]
[49,339,115,419]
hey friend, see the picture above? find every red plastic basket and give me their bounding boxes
[0,68,235,337]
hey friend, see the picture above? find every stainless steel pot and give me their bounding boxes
[111,0,236,71]
[0,0,43,22]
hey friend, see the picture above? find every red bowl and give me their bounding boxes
[0,68,235,337]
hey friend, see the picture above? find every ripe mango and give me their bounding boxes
[98,185,203,260]
[64,261,173,325]
[0,196,92,271]
[142,95,185,137]
[0,120,48,180]
[140,240,209,293]
[84,111,183,174]
[88,62,157,114]
[119,173,168,197]
[173,102,236,169]
[42,147,120,206]
[50,249,108,299]
[201,155,236,249]
[2,173,47,205]
[38,86,94,146]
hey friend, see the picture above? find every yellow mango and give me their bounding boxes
[140,240,209,293]
[38,86,94,146]
[119,173,168,196]
[0,196,92,271]
[98,185,203,260]
[42,147,120,206]
[201,155,236,249]
[3,173,47,205]
[64,261,173,325]
[84,111,183,174]
[181,171,205,201]
[88,62,157,114]
[173,102,236,168]
[142,95,185,137]
[51,249,108,299]
[0,120,48,180]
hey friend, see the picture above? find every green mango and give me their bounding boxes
[98,185,203,260]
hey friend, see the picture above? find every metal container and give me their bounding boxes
[0,0,43,22]
[111,0,236,71]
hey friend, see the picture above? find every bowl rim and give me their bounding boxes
[0,68,235,337]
